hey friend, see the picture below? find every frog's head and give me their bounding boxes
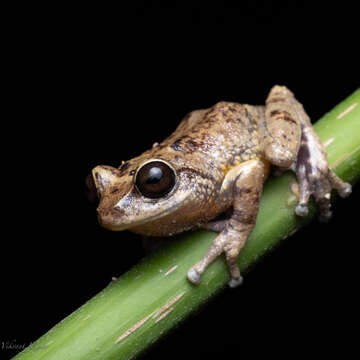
[91,158,195,234]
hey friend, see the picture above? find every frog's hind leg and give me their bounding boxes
[187,160,264,287]
[264,85,352,221]
[262,86,302,168]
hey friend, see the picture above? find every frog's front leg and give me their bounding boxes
[264,85,351,221]
[187,160,264,287]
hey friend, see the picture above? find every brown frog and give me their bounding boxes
[91,86,351,287]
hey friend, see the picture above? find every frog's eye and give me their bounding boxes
[135,161,176,199]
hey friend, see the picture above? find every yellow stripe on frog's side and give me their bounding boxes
[220,157,244,177]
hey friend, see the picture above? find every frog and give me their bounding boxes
[91,85,351,288]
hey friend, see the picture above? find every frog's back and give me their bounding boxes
[161,101,264,174]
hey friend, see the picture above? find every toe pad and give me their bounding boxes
[228,276,244,288]
[339,183,352,198]
[295,204,309,217]
[187,269,201,284]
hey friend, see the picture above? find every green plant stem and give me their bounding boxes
[14,89,360,360]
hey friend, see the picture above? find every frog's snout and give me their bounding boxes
[96,205,127,231]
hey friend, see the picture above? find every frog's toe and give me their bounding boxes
[327,169,352,198]
[337,182,352,198]
[313,170,352,221]
[187,268,201,285]
[228,276,244,288]
[315,196,333,222]
[295,166,351,221]
[300,176,334,221]
[295,203,309,217]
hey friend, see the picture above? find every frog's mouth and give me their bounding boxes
[98,208,176,232]
[97,192,189,232]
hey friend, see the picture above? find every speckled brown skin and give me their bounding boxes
[92,85,351,287]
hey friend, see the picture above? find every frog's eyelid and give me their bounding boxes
[134,159,176,177]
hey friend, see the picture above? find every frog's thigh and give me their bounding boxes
[187,160,264,287]
[264,85,302,168]
[265,86,351,221]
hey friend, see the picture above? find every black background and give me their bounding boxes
[3,2,359,359]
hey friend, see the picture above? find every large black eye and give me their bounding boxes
[135,161,176,198]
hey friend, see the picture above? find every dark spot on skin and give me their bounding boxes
[298,133,313,175]
[201,116,216,129]
[112,207,125,217]
[236,117,244,125]
[119,162,130,171]
[270,110,297,125]
[243,107,256,126]
[171,135,201,154]
[270,110,286,117]
[220,109,230,118]
[110,169,120,177]
[171,139,184,151]
[186,139,197,148]
[243,188,252,194]
[251,194,260,204]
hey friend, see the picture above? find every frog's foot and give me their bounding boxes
[187,221,233,283]
[188,268,243,288]
[295,129,352,221]
[187,254,243,288]
[187,227,247,288]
